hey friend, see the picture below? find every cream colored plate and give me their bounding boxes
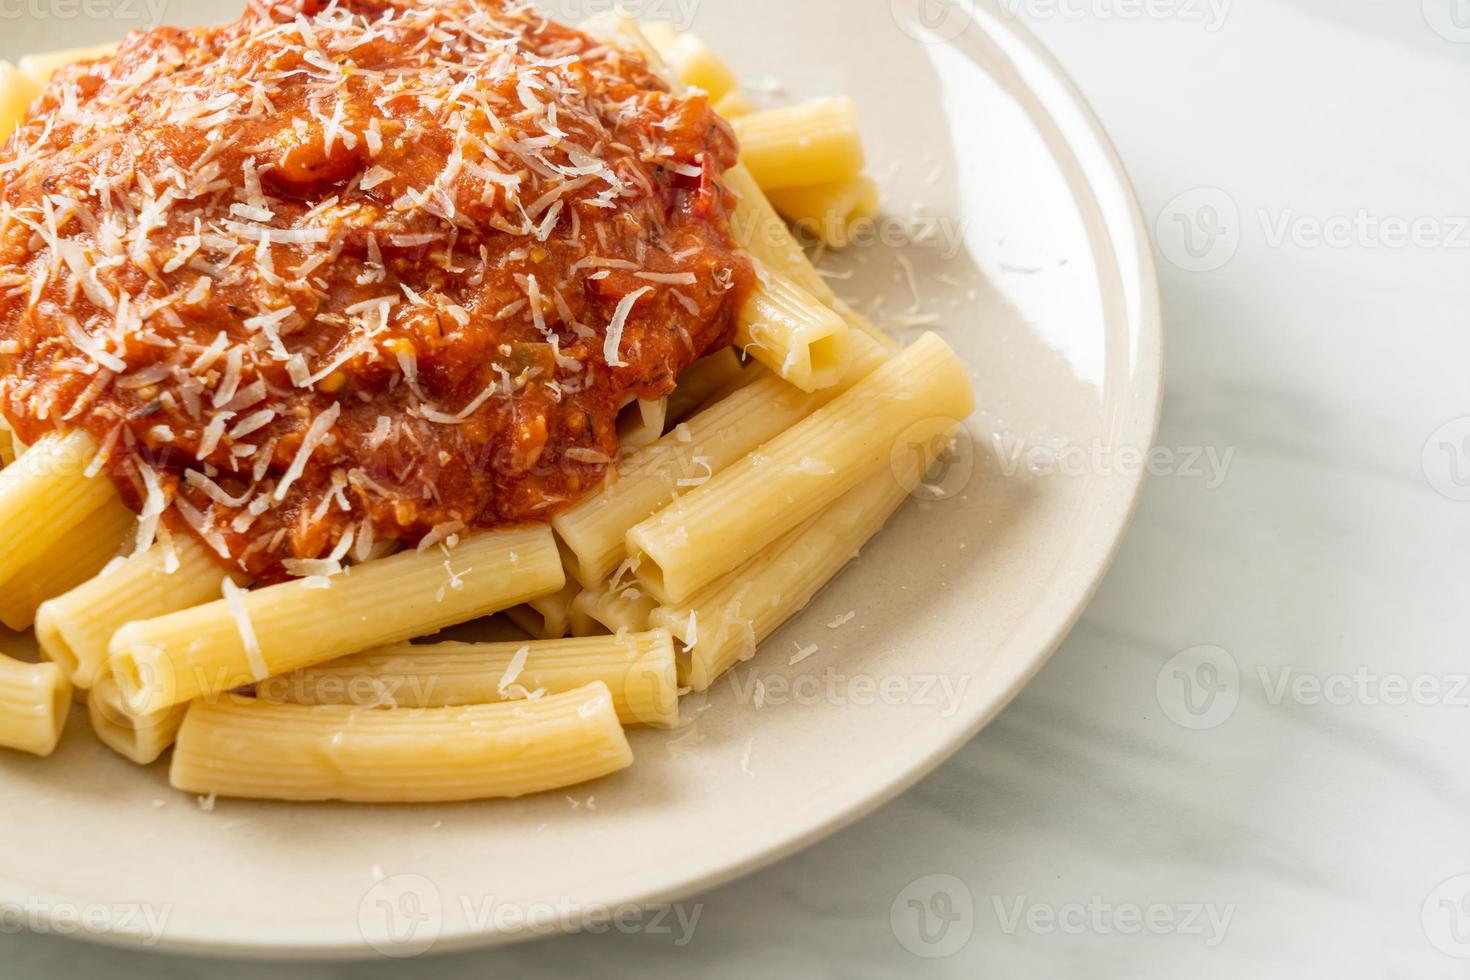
[0,0,1160,957]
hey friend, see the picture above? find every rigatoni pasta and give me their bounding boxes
[640,21,738,102]
[255,630,679,728]
[665,347,746,425]
[714,90,756,119]
[86,673,188,766]
[0,494,132,632]
[170,683,634,803]
[36,537,243,689]
[571,579,659,636]
[628,332,975,604]
[732,98,866,192]
[0,431,122,599]
[616,396,670,452]
[652,425,952,690]
[769,176,882,249]
[0,653,71,757]
[738,270,851,393]
[0,61,38,139]
[110,527,565,716]
[553,330,889,589]
[504,577,582,641]
[725,164,838,304]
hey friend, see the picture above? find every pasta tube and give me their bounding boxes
[256,630,679,728]
[553,331,888,589]
[628,332,974,604]
[0,654,71,756]
[170,683,634,803]
[0,431,122,593]
[111,526,565,716]
[504,577,581,641]
[571,579,659,636]
[641,21,738,102]
[568,597,609,638]
[714,90,756,120]
[0,494,132,632]
[86,674,187,766]
[37,536,241,689]
[737,270,850,393]
[652,423,953,689]
[768,176,881,249]
[0,62,39,141]
[726,165,835,304]
[732,98,866,192]
[666,347,745,425]
[616,396,669,451]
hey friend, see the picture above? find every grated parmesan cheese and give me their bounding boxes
[602,286,652,368]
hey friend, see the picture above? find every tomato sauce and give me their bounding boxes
[0,0,753,581]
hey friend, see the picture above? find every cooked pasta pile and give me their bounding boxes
[0,2,974,803]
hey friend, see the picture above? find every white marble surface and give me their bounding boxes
[6,0,1470,975]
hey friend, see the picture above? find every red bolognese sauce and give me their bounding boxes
[0,0,754,581]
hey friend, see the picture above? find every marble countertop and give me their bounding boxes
[7,0,1470,976]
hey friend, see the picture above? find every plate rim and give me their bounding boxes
[3,0,1163,959]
